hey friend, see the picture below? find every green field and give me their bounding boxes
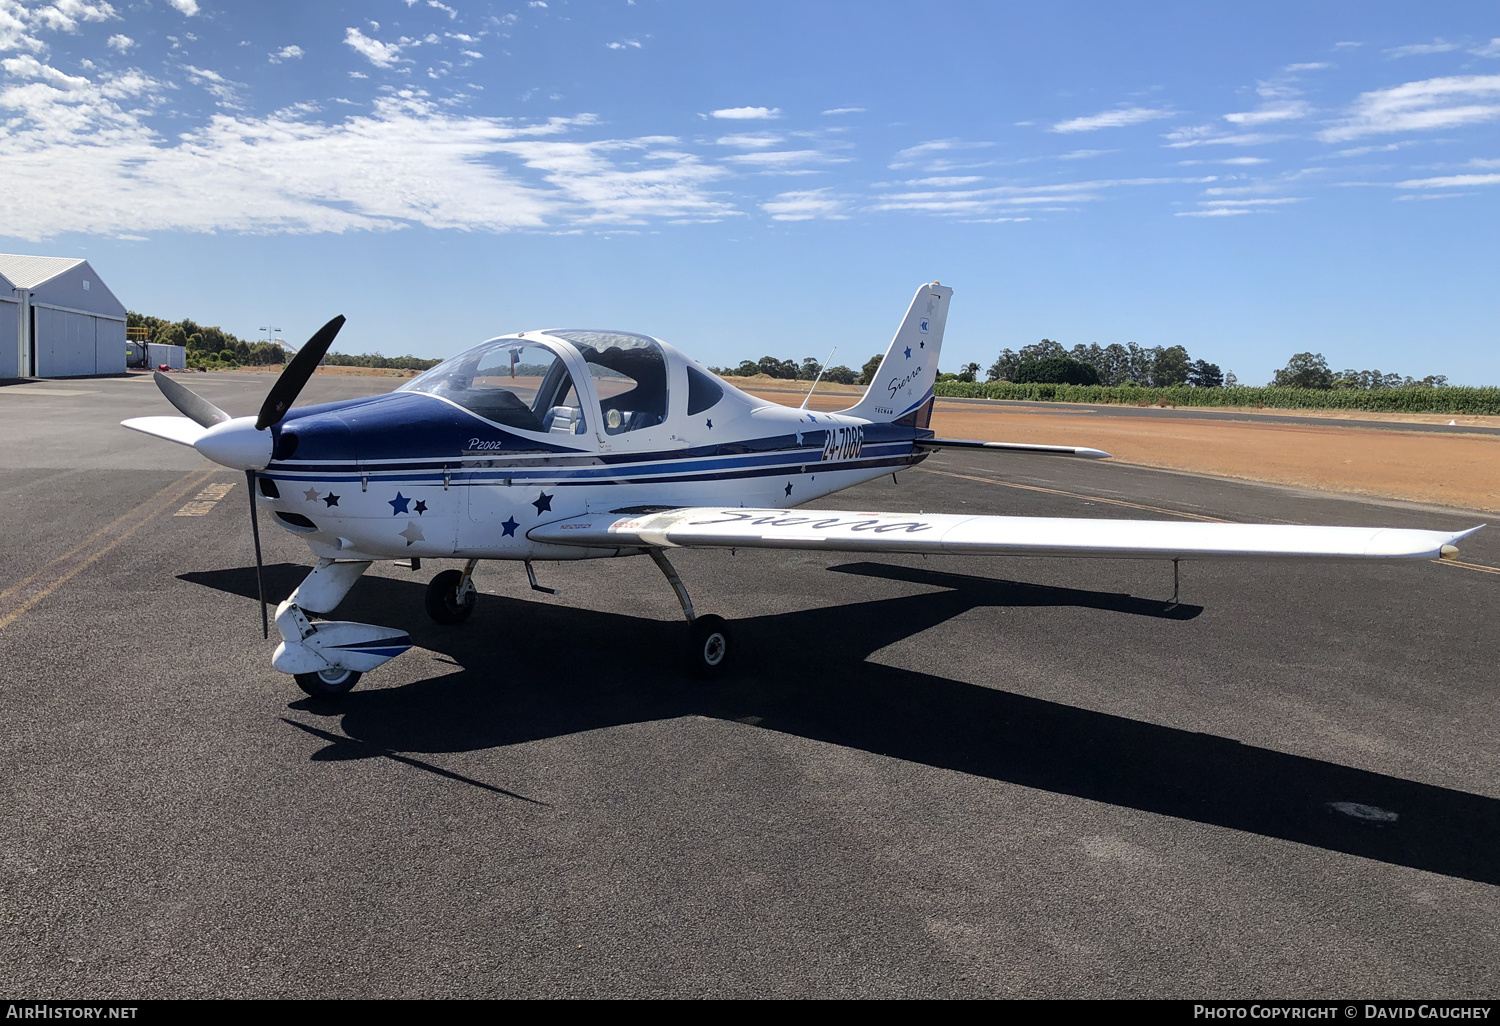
[932,381,1500,415]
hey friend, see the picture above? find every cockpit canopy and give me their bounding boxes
[399,330,673,437]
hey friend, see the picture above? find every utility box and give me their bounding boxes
[147,343,186,370]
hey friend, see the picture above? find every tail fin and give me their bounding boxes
[839,281,953,426]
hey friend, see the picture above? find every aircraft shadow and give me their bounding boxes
[181,561,1500,886]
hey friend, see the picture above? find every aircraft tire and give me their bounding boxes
[687,614,732,678]
[294,667,362,698]
[426,569,477,624]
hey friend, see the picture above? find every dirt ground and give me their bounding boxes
[734,383,1500,513]
[202,369,1498,512]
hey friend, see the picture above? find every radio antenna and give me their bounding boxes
[800,346,837,410]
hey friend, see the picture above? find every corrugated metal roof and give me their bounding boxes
[0,253,87,289]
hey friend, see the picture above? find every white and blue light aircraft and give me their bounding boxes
[124,283,1480,697]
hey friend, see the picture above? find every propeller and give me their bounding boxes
[256,315,345,430]
[152,316,347,638]
[155,370,231,428]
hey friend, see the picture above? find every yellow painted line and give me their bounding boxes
[915,467,1232,522]
[0,467,218,631]
[1432,558,1500,576]
[174,481,235,516]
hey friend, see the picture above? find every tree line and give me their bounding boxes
[126,312,438,371]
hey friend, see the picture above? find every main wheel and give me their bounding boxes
[294,666,362,698]
[687,614,732,678]
[425,568,477,624]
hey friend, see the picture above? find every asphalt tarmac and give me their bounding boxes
[2,372,1498,999]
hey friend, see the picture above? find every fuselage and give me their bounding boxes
[253,330,934,562]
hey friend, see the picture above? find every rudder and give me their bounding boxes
[840,281,952,424]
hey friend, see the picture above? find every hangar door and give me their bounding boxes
[33,306,123,377]
[0,300,16,378]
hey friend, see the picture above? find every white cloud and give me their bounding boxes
[709,106,779,120]
[1474,39,1500,58]
[870,176,1213,217]
[1057,148,1113,160]
[720,149,846,169]
[106,33,133,52]
[888,138,993,169]
[1175,156,1271,166]
[606,40,641,50]
[165,0,197,14]
[0,78,738,239]
[428,1,457,17]
[821,107,864,115]
[1164,124,1281,148]
[1223,101,1309,125]
[1333,41,1363,50]
[1050,106,1172,133]
[1319,75,1500,141]
[183,64,242,108]
[715,132,781,148]
[1200,197,1303,207]
[1176,208,1252,217]
[269,44,303,63]
[345,27,402,68]
[1393,172,1500,189]
[1285,62,1331,72]
[528,1,546,7]
[761,188,848,221]
[1385,40,1462,58]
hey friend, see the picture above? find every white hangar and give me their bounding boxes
[0,254,127,379]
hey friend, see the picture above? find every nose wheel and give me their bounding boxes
[294,666,362,698]
[425,563,478,624]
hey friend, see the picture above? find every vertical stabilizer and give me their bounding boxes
[839,282,952,425]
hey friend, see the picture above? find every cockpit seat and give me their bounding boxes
[543,406,585,435]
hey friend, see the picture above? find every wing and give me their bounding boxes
[529,507,1482,561]
[917,438,1111,459]
[122,416,209,447]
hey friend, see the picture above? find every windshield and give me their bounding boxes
[548,330,668,435]
[400,340,587,435]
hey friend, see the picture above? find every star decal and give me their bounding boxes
[795,431,803,445]
[919,340,925,349]
[705,418,713,430]
[531,490,553,515]
[414,500,428,516]
[784,482,793,497]
[925,297,936,314]
[500,516,519,537]
[388,492,411,515]
[303,486,321,502]
[904,346,912,359]
[323,493,340,508]
[398,521,424,546]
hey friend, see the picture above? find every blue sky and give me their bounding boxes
[1,0,1497,383]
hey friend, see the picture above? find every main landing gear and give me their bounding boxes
[416,552,732,677]
[425,559,478,624]
[650,549,733,678]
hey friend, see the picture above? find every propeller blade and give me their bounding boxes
[154,371,231,429]
[246,470,268,639]
[255,315,345,431]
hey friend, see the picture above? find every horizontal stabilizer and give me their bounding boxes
[919,438,1111,459]
[121,416,208,448]
[530,507,1483,562]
